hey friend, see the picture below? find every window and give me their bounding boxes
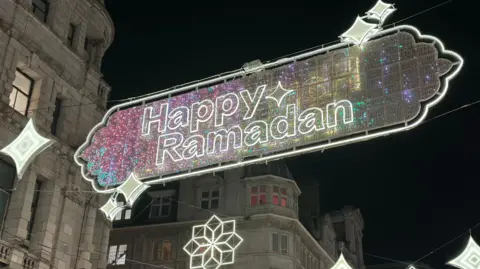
[108,244,127,265]
[0,159,16,231]
[155,240,172,260]
[50,98,62,135]
[32,0,49,22]
[201,189,219,210]
[9,70,33,115]
[250,185,266,206]
[149,196,171,218]
[84,37,90,50]
[272,233,288,254]
[114,202,131,221]
[273,186,287,207]
[26,181,42,240]
[67,24,76,47]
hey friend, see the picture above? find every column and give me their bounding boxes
[29,175,62,260]
[93,42,105,69]
[75,203,97,269]
[2,167,37,242]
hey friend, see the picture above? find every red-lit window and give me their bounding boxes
[250,185,266,205]
[273,186,288,207]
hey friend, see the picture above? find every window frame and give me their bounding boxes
[32,0,49,23]
[200,189,219,210]
[108,244,127,265]
[250,185,267,206]
[155,240,172,261]
[149,196,172,218]
[272,186,288,207]
[10,70,34,116]
[113,202,132,221]
[272,232,288,255]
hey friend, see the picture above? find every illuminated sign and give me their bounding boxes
[75,5,463,194]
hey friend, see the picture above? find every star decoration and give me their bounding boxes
[447,236,480,269]
[266,81,294,107]
[330,253,354,269]
[183,215,243,269]
[115,172,150,207]
[339,16,379,45]
[99,194,125,221]
[0,118,54,179]
[366,0,396,25]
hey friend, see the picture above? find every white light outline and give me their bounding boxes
[366,0,396,25]
[75,24,463,193]
[182,135,206,160]
[298,107,325,135]
[114,172,150,207]
[183,215,243,269]
[339,16,379,46]
[206,126,243,155]
[330,253,354,269]
[0,118,55,179]
[240,85,267,120]
[269,104,297,140]
[244,121,269,146]
[167,106,189,130]
[190,99,215,133]
[266,81,294,107]
[155,132,184,166]
[447,236,480,269]
[141,103,169,136]
[99,195,125,221]
[214,93,240,127]
[326,100,355,128]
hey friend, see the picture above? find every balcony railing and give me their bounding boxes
[0,240,11,265]
[23,254,37,269]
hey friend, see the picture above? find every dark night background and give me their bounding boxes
[101,1,478,268]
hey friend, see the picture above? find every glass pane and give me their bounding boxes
[0,192,10,230]
[201,200,209,209]
[32,0,46,10]
[162,241,171,260]
[13,93,28,115]
[211,190,219,198]
[8,89,17,107]
[272,234,278,252]
[117,245,127,265]
[281,234,288,254]
[273,186,279,193]
[250,186,257,193]
[162,196,170,204]
[273,195,279,205]
[149,206,159,218]
[124,209,131,220]
[210,199,219,209]
[250,196,257,205]
[33,9,46,22]
[0,159,16,190]
[260,185,266,192]
[161,205,170,216]
[156,243,162,259]
[259,194,266,204]
[281,197,287,207]
[281,188,286,195]
[201,191,209,198]
[108,246,117,264]
[13,71,32,94]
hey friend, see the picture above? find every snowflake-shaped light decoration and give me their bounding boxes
[447,236,480,269]
[183,215,243,269]
[266,81,294,107]
[0,118,54,179]
[330,253,354,269]
[99,193,125,221]
[339,16,379,46]
[366,0,396,26]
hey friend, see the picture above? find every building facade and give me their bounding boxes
[109,161,365,269]
[0,1,114,269]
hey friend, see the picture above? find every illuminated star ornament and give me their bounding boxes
[447,236,480,269]
[330,253,354,269]
[99,172,150,221]
[366,0,396,25]
[0,118,54,179]
[266,81,294,107]
[340,16,379,45]
[183,215,243,269]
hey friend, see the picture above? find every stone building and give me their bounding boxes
[0,1,114,269]
[108,161,365,269]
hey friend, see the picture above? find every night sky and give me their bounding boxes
[102,1,477,268]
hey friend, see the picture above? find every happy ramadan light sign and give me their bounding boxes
[75,4,462,193]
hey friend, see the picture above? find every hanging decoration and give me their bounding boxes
[0,118,54,179]
[330,254,354,269]
[447,235,480,269]
[183,215,243,269]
